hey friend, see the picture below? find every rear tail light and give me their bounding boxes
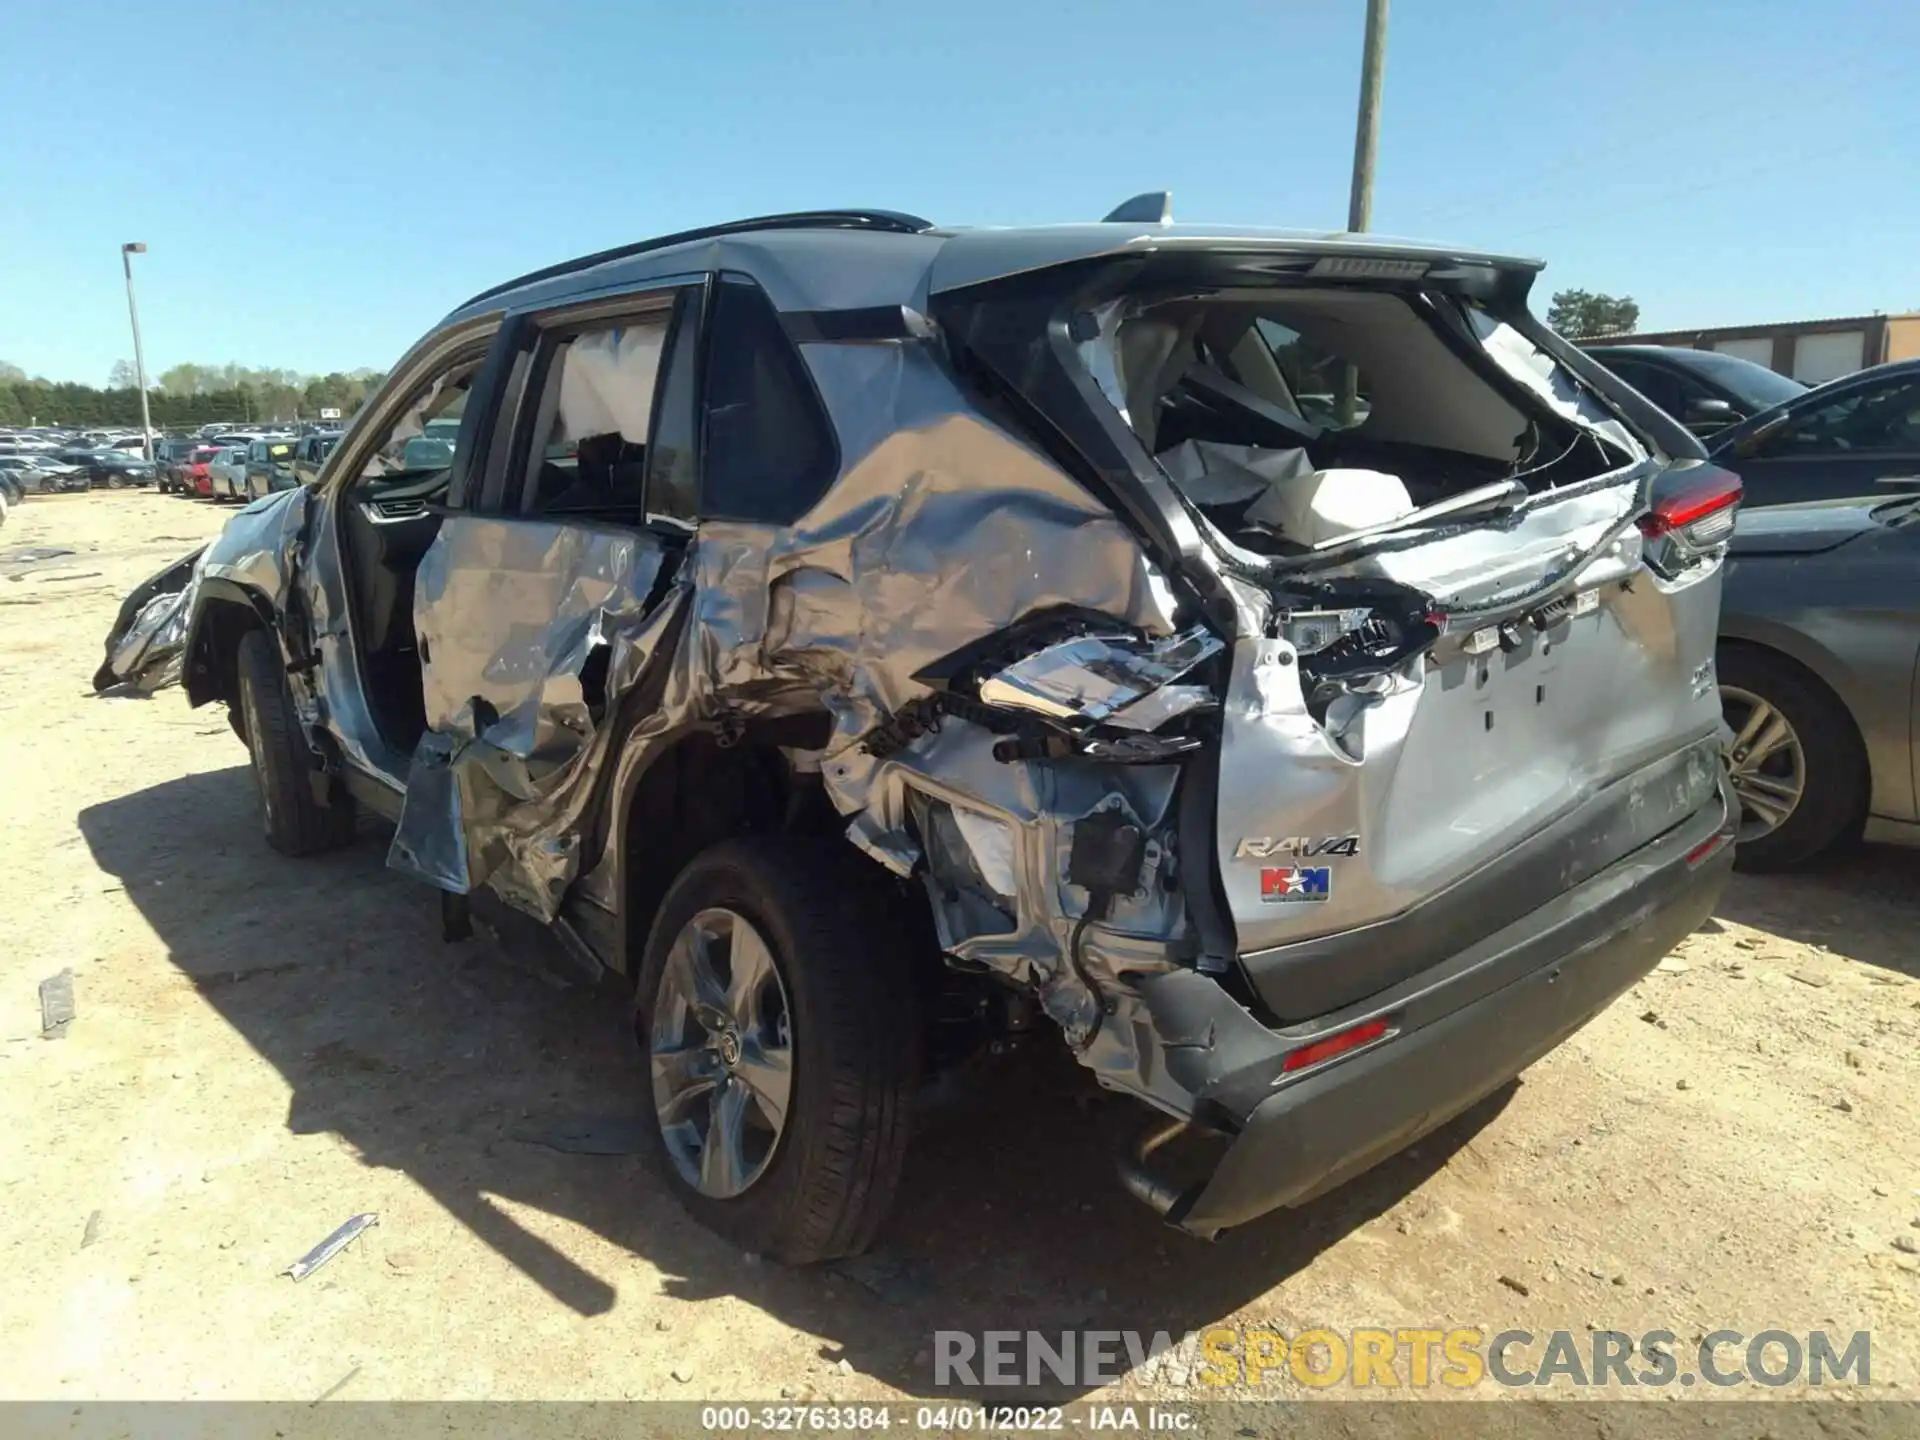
[1685,830,1733,869]
[1281,1015,1393,1074]
[1637,467,1743,549]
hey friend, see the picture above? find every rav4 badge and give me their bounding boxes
[1235,835,1361,860]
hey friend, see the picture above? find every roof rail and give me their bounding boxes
[457,209,937,311]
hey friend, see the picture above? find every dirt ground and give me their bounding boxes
[1,491,1917,1412]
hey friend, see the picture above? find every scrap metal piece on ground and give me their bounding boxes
[511,1114,651,1155]
[39,969,75,1038]
[284,1213,379,1281]
[311,1366,362,1405]
[81,1210,102,1249]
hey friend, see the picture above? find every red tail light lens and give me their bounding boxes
[1282,1016,1392,1074]
[1638,467,1743,547]
[1685,830,1733,868]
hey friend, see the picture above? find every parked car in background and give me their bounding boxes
[1716,492,1920,869]
[1709,359,1920,509]
[0,455,87,493]
[243,437,300,501]
[155,438,203,493]
[290,431,341,487]
[206,446,250,500]
[1587,345,1807,438]
[52,447,158,488]
[93,205,1737,1263]
[180,445,221,497]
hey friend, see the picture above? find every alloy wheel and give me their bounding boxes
[1720,684,1806,843]
[650,907,793,1199]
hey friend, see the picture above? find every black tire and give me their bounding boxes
[235,628,356,856]
[634,836,920,1264]
[1718,644,1866,872]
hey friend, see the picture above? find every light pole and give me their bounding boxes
[1346,0,1390,234]
[1337,0,1389,423]
[121,243,154,462]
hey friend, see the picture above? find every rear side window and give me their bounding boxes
[700,275,838,524]
[1768,377,1920,456]
[1609,360,1690,417]
[516,305,677,520]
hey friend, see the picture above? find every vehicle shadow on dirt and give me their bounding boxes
[1714,844,1920,980]
[78,765,1510,1400]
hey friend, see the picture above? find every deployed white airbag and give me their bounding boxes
[1245,466,1413,546]
[556,326,664,445]
[1157,440,1414,545]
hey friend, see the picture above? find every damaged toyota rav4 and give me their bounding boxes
[97,200,1741,1262]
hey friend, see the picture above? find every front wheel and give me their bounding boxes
[635,836,920,1263]
[235,628,357,856]
[1718,645,1866,871]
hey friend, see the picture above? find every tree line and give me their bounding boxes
[0,360,386,430]
[1545,290,1640,340]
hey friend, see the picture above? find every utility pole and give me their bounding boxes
[121,243,155,461]
[1338,0,1389,424]
[1346,0,1390,234]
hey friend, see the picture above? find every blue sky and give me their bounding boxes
[3,0,1916,385]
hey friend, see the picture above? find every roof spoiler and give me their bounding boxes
[1103,191,1173,225]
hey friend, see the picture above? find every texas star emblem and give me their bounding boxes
[1260,865,1332,903]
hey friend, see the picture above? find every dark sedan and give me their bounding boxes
[52,447,159,489]
[1716,493,1920,868]
[1709,358,1920,510]
[1587,344,1806,438]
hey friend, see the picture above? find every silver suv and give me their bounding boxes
[97,202,1740,1262]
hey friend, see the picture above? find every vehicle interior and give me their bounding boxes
[336,363,479,753]
[1103,288,1630,556]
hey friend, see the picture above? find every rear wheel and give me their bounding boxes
[635,836,920,1263]
[1718,645,1866,871]
[235,628,356,855]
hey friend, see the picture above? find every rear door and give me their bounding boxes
[1721,369,1920,507]
[388,279,704,919]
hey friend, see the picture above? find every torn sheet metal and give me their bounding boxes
[1328,473,1645,611]
[1470,310,1642,460]
[39,968,75,1038]
[389,518,675,918]
[92,547,206,691]
[93,487,315,696]
[550,338,1205,1112]
[976,628,1222,725]
[283,1212,378,1281]
[580,336,1185,917]
[94,552,204,691]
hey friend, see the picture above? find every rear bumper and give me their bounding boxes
[1143,774,1734,1238]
